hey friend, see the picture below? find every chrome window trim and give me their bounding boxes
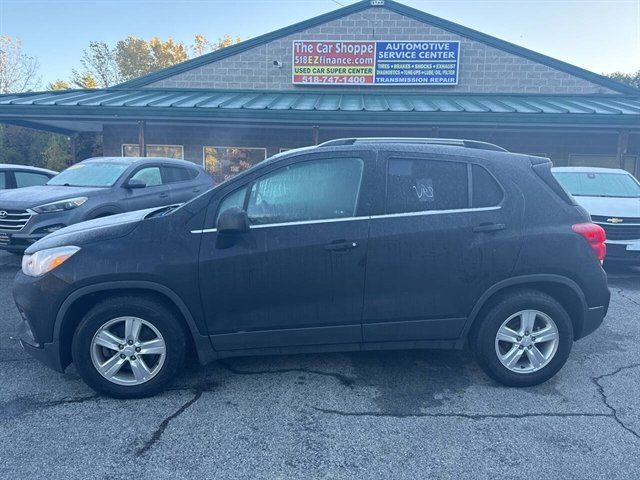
[190,206,500,234]
[371,205,500,220]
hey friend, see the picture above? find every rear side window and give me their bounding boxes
[163,166,194,183]
[471,164,503,207]
[386,158,468,214]
[15,171,50,188]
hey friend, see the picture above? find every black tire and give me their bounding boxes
[471,289,574,387]
[72,295,187,398]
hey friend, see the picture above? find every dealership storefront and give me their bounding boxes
[0,0,638,181]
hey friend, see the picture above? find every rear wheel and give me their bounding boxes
[72,296,186,398]
[472,290,573,387]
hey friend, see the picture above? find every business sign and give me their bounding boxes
[292,40,459,86]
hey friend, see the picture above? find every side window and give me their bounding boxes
[14,171,50,188]
[246,157,363,225]
[0,172,6,189]
[163,166,192,184]
[386,158,468,214]
[216,186,248,222]
[131,166,162,186]
[472,164,503,207]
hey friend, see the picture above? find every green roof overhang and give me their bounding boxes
[1,89,639,132]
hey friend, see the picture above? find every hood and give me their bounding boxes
[24,207,160,254]
[572,195,640,218]
[0,185,106,209]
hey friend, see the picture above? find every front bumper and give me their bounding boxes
[0,208,85,252]
[19,338,65,372]
[0,231,48,253]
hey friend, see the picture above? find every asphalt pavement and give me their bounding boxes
[0,250,639,479]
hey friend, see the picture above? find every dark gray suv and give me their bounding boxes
[13,139,610,398]
[0,156,213,253]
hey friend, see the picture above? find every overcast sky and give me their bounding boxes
[1,0,638,87]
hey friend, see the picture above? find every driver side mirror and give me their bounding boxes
[217,207,250,234]
[125,178,147,189]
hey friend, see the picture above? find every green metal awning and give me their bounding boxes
[0,89,639,134]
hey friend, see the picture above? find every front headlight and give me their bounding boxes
[32,197,88,214]
[22,246,80,277]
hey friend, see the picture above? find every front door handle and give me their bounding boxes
[473,223,506,233]
[325,241,358,252]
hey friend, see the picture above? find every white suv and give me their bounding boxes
[552,167,640,263]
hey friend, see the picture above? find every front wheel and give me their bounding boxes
[472,290,574,387]
[72,296,186,398]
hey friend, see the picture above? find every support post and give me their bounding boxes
[616,130,629,169]
[137,121,147,157]
[312,125,320,145]
[69,133,79,166]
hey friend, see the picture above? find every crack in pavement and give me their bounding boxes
[135,390,203,457]
[311,407,612,421]
[616,288,640,308]
[0,394,98,420]
[591,363,640,441]
[0,357,32,364]
[136,380,217,457]
[311,363,640,441]
[135,361,357,457]
[217,359,357,388]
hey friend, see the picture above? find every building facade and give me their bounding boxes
[0,0,639,181]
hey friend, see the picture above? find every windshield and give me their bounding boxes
[47,163,129,187]
[553,171,640,198]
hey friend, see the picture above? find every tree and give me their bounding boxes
[73,41,121,88]
[192,34,241,57]
[0,35,40,94]
[66,34,240,87]
[606,70,640,89]
[116,36,188,80]
[48,79,70,90]
[70,71,98,89]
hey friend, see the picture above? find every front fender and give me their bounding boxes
[55,280,216,365]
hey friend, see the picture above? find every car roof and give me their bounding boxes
[80,156,203,169]
[270,139,522,163]
[551,166,631,174]
[0,163,57,174]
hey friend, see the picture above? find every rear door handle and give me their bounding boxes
[473,223,506,233]
[193,188,201,193]
[325,241,358,252]
[159,192,169,198]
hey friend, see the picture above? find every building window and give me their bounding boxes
[203,146,267,183]
[569,154,638,176]
[122,144,184,159]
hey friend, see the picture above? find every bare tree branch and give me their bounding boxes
[0,35,41,93]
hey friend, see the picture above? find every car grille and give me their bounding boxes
[592,215,640,241]
[0,209,33,231]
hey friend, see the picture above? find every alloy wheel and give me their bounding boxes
[90,316,166,386]
[494,309,560,374]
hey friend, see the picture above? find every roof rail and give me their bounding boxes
[318,137,508,152]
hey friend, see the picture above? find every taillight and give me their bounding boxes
[572,223,606,261]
